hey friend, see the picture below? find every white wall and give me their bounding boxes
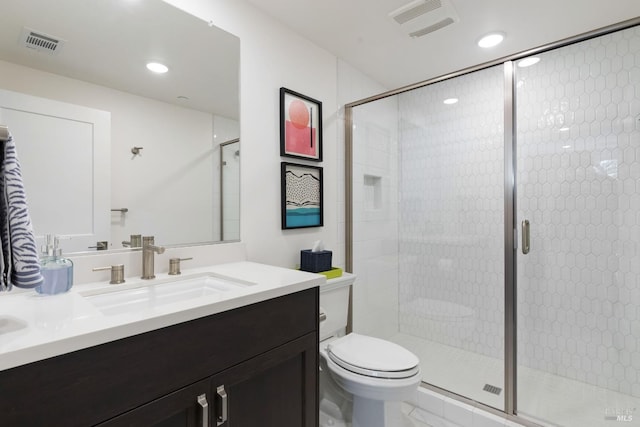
[165,0,340,268]
[1,0,348,269]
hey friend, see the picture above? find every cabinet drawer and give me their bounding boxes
[0,287,318,427]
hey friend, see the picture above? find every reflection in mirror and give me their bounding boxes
[0,0,240,254]
[220,139,240,241]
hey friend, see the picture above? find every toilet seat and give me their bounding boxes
[327,333,420,379]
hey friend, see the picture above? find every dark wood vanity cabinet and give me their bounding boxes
[0,288,319,427]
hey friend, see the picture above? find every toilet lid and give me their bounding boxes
[327,333,420,379]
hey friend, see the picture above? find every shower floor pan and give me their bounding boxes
[390,332,640,427]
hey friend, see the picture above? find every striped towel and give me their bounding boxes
[0,136,43,291]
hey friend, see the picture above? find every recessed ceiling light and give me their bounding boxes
[518,57,540,68]
[477,32,504,48]
[146,62,168,73]
[443,98,459,105]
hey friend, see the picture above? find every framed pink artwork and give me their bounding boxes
[280,87,322,162]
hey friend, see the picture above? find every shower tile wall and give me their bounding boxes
[516,25,640,397]
[351,96,400,339]
[338,59,390,272]
[397,66,505,359]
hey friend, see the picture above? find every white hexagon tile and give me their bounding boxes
[516,25,640,398]
[396,64,506,361]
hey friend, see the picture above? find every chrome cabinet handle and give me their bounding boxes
[521,219,530,254]
[216,385,228,426]
[319,311,327,322]
[197,394,209,427]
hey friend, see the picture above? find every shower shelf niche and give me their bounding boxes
[364,174,382,211]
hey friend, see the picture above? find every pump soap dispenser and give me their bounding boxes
[36,234,73,295]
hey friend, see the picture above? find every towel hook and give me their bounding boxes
[131,146,143,159]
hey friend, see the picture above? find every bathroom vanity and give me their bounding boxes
[0,262,322,427]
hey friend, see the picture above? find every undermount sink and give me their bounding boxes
[82,273,255,316]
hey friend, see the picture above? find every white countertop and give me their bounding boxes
[0,261,325,371]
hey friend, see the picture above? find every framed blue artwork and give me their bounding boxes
[281,162,323,229]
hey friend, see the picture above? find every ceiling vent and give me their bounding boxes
[20,27,66,55]
[389,0,459,38]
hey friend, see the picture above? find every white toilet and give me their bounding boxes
[319,274,421,427]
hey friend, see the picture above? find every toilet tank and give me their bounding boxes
[319,273,356,340]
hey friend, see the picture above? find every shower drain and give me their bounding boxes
[483,384,502,395]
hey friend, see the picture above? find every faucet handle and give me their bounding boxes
[122,234,142,248]
[92,264,125,284]
[88,241,109,250]
[168,257,193,275]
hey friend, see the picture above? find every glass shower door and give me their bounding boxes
[392,64,506,409]
[515,25,640,427]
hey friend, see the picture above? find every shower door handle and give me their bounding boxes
[521,219,530,254]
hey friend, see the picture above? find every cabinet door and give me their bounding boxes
[211,332,318,427]
[97,379,211,427]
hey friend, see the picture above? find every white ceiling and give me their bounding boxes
[246,0,640,91]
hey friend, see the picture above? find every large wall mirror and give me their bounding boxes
[0,0,240,254]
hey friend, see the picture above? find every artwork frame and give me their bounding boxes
[281,162,323,229]
[280,87,322,162]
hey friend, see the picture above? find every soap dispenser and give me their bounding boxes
[36,234,73,295]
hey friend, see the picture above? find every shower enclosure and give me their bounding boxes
[345,20,640,427]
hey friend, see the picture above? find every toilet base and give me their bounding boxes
[320,408,348,427]
[352,398,411,427]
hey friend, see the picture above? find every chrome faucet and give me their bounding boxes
[141,236,165,279]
